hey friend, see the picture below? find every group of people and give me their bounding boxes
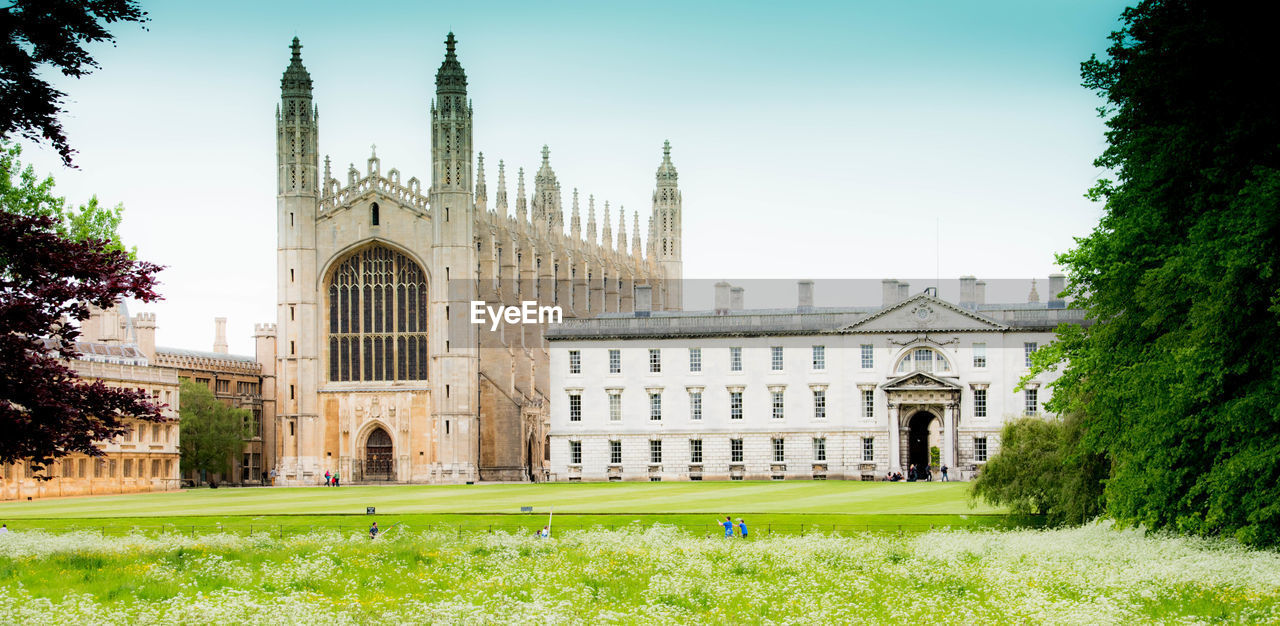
[885,464,949,482]
[323,470,341,487]
[717,516,748,538]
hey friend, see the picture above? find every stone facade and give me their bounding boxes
[547,281,1084,481]
[152,318,277,485]
[1,307,181,500]
[273,34,682,484]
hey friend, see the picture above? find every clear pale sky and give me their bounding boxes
[15,0,1131,355]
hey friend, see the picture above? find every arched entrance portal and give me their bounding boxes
[365,427,393,481]
[907,411,941,478]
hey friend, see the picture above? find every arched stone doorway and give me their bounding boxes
[907,411,941,478]
[365,427,393,481]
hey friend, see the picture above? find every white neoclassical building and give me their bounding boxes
[547,278,1085,481]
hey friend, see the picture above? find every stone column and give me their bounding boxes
[888,401,901,473]
[943,402,957,469]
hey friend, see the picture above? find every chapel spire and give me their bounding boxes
[277,36,318,195]
[495,159,508,216]
[475,152,487,212]
[602,201,613,251]
[570,188,581,240]
[651,140,683,309]
[516,167,528,225]
[616,206,627,252]
[586,194,597,245]
[632,211,642,259]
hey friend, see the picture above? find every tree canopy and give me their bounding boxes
[0,0,148,166]
[1044,0,1280,546]
[178,379,248,481]
[0,141,163,470]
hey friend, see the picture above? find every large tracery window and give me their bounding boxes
[328,246,428,382]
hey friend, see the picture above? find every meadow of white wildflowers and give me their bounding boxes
[0,522,1276,624]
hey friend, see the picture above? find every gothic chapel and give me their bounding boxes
[274,34,682,484]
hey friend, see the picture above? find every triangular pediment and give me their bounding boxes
[839,293,1007,333]
[882,370,963,391]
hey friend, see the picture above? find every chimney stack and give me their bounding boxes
[1048,273,1066,309]
[882,279,899,307]
[797,280,814,311]
[634,284,652,317]
[132,313,157,361]
[714,281,731,315]
[730,286,744,311]
[975,280,987,306]
[213,317,228,354]
[897,281,910,302]
[959,276,977,309]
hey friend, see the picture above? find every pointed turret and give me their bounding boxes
[278,37,318,195]
[475,152,488,212]
[616,206,627,252]
[532,145,562,234]
[586,194,597,246]
[1028,278,1041,303]
[651,140,683,309]
[602,201,613,251]
[631,211,642,259]
[495,160,508,216]
[569,188,581,241]
[516,167,528,226]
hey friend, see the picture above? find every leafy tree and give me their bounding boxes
[178,379,248,482]
[0,0,148,166]
[1045,0,1280,546]
[0,149,162,471]
[0,142,130,253]
[970,413,1107,526]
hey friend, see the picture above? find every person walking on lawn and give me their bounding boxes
[718,515,734,538]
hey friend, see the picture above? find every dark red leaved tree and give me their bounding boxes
[0,210,163,472]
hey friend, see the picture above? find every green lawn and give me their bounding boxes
[0,480,993,517]
[0,481,1015,535]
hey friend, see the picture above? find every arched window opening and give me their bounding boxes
[327,245,428,382]
[371,202,380,226]
[895,347,952,374]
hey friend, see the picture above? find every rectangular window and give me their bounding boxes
[689,390,702,420]
[152,424,160,441]
[610,440,622,464]
[862,437,875,462]
[690,439,703,463]
[609,392,622,422]
[862,389,875,418]
[568,393,581,422]
[568,350,581,374]
[973,342,987,368]
[772,390,785,419]
[123,459,133,478]
[772,437,785,463]
[730,391,743,420]
[650,439,663,464]
[1025,388,1038,416]
[1025,342,1037,368]
[771,346,784,371]
[689,348,701,372]
[649,392,662,421]
[730,347,742,372]
[570,440,582,464]
[215,379,230,394]
[812,345,825,370]
[608,349,621,373]
[974,388,987,418]
[860,344,874,368]
[123,425,133,442]
[813,437,827,461]
[813,389,826,419]
[730,438,744,463]
[649,349,661,373]
[975,437,988,462]
[151,459,161,477]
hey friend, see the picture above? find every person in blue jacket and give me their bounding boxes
[718,515,734,537]
[737,518,748,539]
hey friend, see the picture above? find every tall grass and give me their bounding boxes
[0,522,1276,623]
